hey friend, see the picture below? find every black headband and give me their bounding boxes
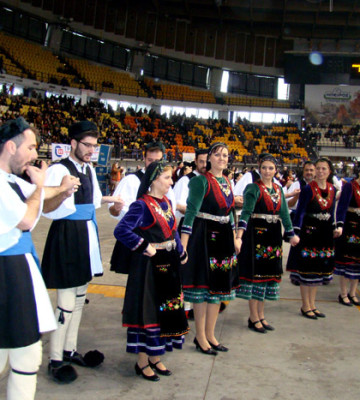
[137,161,166,199]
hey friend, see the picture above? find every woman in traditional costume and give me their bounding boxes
[113,161,189,382]
[334,172,360,306]
[181,142,241,355]
[287,158,337,319]
[236,154,299,333]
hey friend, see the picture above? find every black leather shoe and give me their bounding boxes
[193,337,217,355]
[219,302,227,313]
[338,294,353,307]
[187,309,194,320]
[348,294,360,306]
[312,309,326,318]
[300,308,318,319]
[208,341,229,352]
[48,361,77,384]
[135,363,160,381]
[148,359,172,376]
[260,319,275,331]
[248,319,267,333]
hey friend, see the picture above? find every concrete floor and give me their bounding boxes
[1,205,360,400]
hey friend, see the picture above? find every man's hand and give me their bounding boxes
[234,195,243,208]
[25,160,47,187]
[60,175,81,198]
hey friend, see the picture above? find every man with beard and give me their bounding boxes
[42,120,124,384]
[0,117,79,399]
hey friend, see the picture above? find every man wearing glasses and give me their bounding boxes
[41,121,124,384]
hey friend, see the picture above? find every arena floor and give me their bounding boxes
[1,205,360,400]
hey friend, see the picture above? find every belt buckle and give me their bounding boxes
[219,216,227,224]
[265,215,273,223]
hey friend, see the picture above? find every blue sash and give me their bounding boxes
[63,204,98,232]
[0,231,40,271]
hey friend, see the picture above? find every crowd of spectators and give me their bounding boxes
[0,90,308,165]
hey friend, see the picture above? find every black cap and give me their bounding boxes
[144,141,166,153]
[195,148,208,157]
[68,120,98,140]
[0,117,30,144]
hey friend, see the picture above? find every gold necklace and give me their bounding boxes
[210,173,231,197]
[149,197,173,221]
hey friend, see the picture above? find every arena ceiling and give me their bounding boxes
[17,0,360,40]
[5,0,360,70]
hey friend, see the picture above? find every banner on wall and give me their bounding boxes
[305,85,360,125]
[51,143,100,162]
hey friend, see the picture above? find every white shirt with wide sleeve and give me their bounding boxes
[0,169,43,252]
[42,157,103,276]
[0,168,56,333]
[173,171,200,223]
[109,168,176,221]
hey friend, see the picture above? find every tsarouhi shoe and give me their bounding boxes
[48,360,77,384]
[63,350,104,367]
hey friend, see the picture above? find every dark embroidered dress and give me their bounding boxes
[236,181,294,301]
[181,172,238,303]
[113,195,189,356]
[287,181,336,286]
[334,180,360,279]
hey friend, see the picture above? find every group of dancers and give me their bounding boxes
[1,117,359,399]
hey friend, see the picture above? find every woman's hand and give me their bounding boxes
[234,237,242,255]
[333,227,343,238]
[180,250,188,265]
[289,235,300,246]
[143,244,156,257]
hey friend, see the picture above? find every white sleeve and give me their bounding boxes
[108,174,139,221]
[173,177,189,207]
[90,165,102,209]
[332,176,342,191]
[286,181,300,208]
[42,164,76,220]
[0,177,27,235]
[165,187,177,213]
[233,172,252,196]
[15,177,44,231]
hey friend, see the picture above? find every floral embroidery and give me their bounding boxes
[156,264,170,272]
[255,245,282,260]
[160,293,184,312]
[346,234,360,244]
[255,227,267,235]
[209,255,237,271]
[301,247,334,258]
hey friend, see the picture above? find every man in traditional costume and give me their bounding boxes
[42,120,124,383]
[0,117,78,399]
